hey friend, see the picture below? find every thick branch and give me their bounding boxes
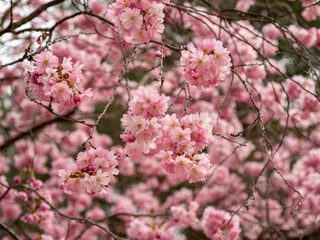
[0,111,74,151]
[0,0,64,36]
[0,222,20,240]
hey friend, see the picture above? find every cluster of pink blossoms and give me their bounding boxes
[121,86,214,183]
[180,39,231,88]
[108,0,167,43]
[202,207,241,240]
[58,147,119,195]
[26,51,92,107]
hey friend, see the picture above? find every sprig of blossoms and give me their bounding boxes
[156,113,214,183]
[180,39,231,88]
[26,51,92,107]
[121,86,214,183]
[121,86,169,155]
[59,147,119,195]
[108,0,167,43]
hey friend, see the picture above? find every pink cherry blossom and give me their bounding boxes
[180,39,231,88]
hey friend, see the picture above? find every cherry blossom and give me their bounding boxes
[59,148,118,195]
[108,0,166,43]
[180,39,232,88]
[26,51,92,107]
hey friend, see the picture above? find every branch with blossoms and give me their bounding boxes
[0,181,172,239]
[24,55,94,128]
[0,182,121,239]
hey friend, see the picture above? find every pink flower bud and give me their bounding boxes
[155,51,163,57]
[36,36,41,44]
[59,182,65,189]
[13,175,21,184]
[120,134,136,143]
[88,164,94,171]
